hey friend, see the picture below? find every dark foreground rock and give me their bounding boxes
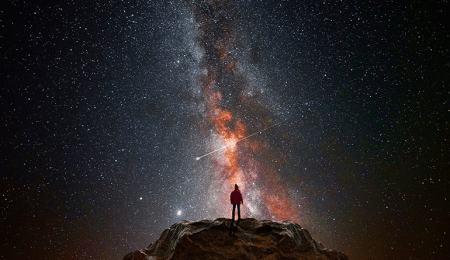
[122,218,349,260]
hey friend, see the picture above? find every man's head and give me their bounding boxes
[235,184,239,190]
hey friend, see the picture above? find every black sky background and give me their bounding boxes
[1,0,449,259]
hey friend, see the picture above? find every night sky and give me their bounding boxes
[1,0,449,259]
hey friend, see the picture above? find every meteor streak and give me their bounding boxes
[195,121,282,161]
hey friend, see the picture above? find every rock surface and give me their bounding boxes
[122,218,349,260]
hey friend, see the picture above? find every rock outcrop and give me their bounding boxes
[122,218,348,260]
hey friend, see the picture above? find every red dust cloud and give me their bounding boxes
[189,0,300,223]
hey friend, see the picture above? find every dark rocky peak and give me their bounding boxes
[123,218,349,260]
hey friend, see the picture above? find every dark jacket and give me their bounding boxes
[230,189,243,204]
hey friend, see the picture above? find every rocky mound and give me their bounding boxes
[122,218,348,260]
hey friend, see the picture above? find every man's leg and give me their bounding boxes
[231,204,236,229]
[232,204,236,221]
[236,204,241,225]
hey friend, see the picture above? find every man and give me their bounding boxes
[230,184,243,228]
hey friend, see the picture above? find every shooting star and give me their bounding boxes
[195,121,283,161]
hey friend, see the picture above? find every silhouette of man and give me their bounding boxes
[230,184,243,228]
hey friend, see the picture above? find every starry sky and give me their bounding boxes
[1,0,449,259]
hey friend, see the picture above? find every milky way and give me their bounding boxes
[185,0,301,223]
[2,0,448,259]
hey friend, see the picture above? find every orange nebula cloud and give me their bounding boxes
[262,175,299,222]
[208,106,245,186]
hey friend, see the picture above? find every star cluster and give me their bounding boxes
[1,0,448,259]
